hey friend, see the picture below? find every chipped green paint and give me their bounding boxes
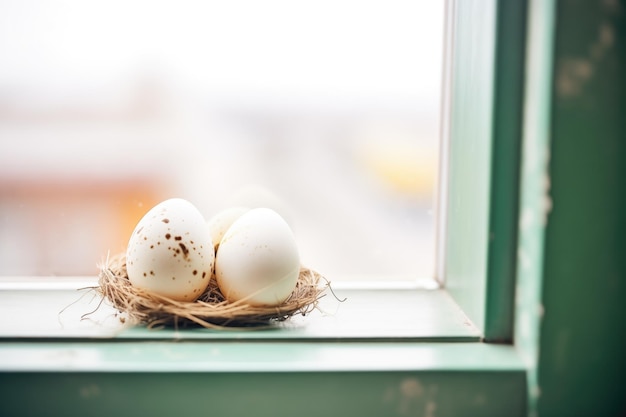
[536,1,626,415]
[0,342,527,417]
[514,0,556,414]
[517,0,626,415]
[0,370,527,417]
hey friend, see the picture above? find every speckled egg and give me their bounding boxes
[215,207,300,307]
[126,198,214,301]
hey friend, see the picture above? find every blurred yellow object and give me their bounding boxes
[360,138,438,198]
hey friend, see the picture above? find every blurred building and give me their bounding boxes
[0,0,443,280]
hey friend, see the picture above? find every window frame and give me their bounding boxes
[0,1,545,416]
[441,0,527,342]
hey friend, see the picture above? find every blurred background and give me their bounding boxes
[0,0,444,282]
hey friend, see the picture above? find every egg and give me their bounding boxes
[206,206,249,249]
[126,198,214,301]
[215,207,300,307]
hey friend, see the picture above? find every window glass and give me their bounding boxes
[0,0,444,281]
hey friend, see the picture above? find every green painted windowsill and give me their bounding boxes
[0,276,518,375]
[0,340,523,373]
[0,277,481,341]
[0,278,527,417]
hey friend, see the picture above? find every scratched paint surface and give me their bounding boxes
[0,368,526,417]
[514,0,556,415]
[517,0,626,415]
[535,0,626,415]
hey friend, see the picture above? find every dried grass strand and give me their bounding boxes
[97,253,326,329]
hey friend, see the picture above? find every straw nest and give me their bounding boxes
[97,253,327,329]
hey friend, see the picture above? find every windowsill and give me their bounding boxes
[0,277,527,416]
[0,277,524,373]
[0,276,480,341]
[0,340,523,373]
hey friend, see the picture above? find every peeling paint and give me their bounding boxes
[558,19,616,99]
[397,378,424,416]
[424,400,437,417]
[599,23,615,46]
[602,0,620,11]
[557,58,593,97]
[385,378,442,417]
[79,384,101,399]
[514,1,556,415]
[400,378,424,398]
[591,23,615,60]
[541,148,552,227]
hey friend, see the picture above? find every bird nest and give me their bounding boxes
[97,253,327,329]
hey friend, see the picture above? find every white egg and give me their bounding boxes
[215,208,300,307]
[126,198,214,302]
[206,206,249,249]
